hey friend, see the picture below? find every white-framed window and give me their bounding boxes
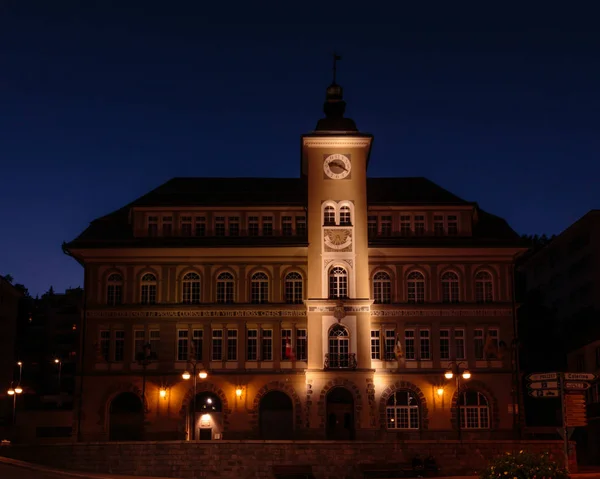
[181,216,193,237]
[261,329,273,361]
[324,205,336,226]
[405,330,415,360]
[371,330,381,360]
[339,205,352,226]
[368,215,378,236]
[485,329,500,359]
[386,390,420,429]
[440,330,450,360]
[281,329,293,360]
[328,324,350,368]
[114,330,125,362]
[248,216,259,236]
[106,273,123,306]
[454,329,466,360]
[441,271,460,303]
[177,329,189,361]
[475,271,493,303]
[400,215,411,236]
[162,216,173,236]
[229,216,240,236]
[262,216,273,236]
[149,329,160,359]
[215,216,226,236]
[192,329,203,361]
[284,272,303,304]
[227,330,237,361]
[133,330,145,361]
[100,330,110,361]
[460,391,490,429]
[250,272,269,304]
[140,273,157,304]
[282,216,293,236]
[147,216,158,237]
[212,329,223,361]
[447,215,458,235]
[414,215,425,236]
[216,272,235,303]
[194,216,206,237]
[380,215,392,236]
[385,330,396,361]
[295,215,306,235]
[329,266,348,299]
[247,329,258,361]
[433,215,444,236]
[407,271,425,303]
[420,330,431,360]
[182,272,201,304]
[474,329,484,360]
[296,328,307,361]
[373,271,392,304]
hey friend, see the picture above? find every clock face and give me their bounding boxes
[323,154,351,180]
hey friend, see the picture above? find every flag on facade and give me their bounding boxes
[394,333,404,359]
[189,338,196,361]
[285,339,294,360]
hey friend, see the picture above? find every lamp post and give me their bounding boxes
[17,361,23,384]
[54,359,62,392]
[182,361,208,440]
[444,361,471,441]
[7,384,23,425]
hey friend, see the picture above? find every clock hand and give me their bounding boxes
[331,161,347,171]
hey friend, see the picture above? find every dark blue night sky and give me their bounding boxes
[1,2,598,296]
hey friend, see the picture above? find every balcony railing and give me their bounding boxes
[324,353,357,370]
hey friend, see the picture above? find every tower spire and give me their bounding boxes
[332,53,341,84]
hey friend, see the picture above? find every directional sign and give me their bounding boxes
[565,373,596,381]
[528,389,560,398]
[527,372,558,381]
[565,382,591,391]
[529,381,559,390]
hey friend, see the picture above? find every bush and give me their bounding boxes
[480,451,569,479]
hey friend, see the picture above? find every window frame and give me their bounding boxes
[386,390,420,430]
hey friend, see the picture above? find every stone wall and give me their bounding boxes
[0,440,576,478]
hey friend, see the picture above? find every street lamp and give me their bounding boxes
[7,384,23,425]
[54,358,62,392]
[17,361,23,383]
[182,363,208,441]
[444,361,472,440]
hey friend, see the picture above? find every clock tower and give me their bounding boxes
[301,71,374,377]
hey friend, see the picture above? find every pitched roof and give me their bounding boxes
[64,176,521,249]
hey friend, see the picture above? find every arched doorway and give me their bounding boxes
[259,390,294,439]
[192,392,222,440]
[109,392,144,441]
[326,387,354,440]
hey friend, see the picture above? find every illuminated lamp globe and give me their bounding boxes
[436,388,444,397]
[199,370,208,379]
[444,370,453,379]
[14,386,23,394]
[235,387,243,398]
[182,371,191,380]
[7,389,15,396]
[159,388,167,398]
[462,370,471,380]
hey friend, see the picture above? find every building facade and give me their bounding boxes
[65,80,525,442]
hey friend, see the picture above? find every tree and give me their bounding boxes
[2,273,14,283]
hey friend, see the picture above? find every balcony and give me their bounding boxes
[324,353,357,370]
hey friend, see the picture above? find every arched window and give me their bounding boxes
[328,324,350,368]
[284,272,303,304]
[339,205,351,226]
[459,391,490,429]
[182,272,201,304]
[324,205,336,226]
[329,266,348,299]
[373,272,391,304]
[251,272,269,304]
[216,272,235,304]
[407,271,425,304]
[475,271,493,303]
[386,390,420,430]
[441,271,460,303]
[106,273,123,306]
[140,273,157,304]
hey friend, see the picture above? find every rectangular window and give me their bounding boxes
[215,216,225,237]
[100,330,110,361]
[107,284,122,306]
[247,329,258,361]
[149,329,160,359]
[212,329,223,361]
[262,216,273,236]
[194,217,206,237]
[454,329,466,360]
[440,330,450,360]
[368,216,378,237]
[385,330,396,361]
[248,216,259,236]
[420,330,431,360]
[433,215,444,236]
[228,217,240,236]
[486,329,499,359]
[227,330,238,361]
[262,329,273,361]
[162,216,173,237]
[295,216,306,236]
[414,215,425,236]
[192,329,203,361]
[371,330,381,360]
[400,215,411,236]
[405,330,415,360]
[181,216,192,236]
[380,215,392,236]
[147,216,158,237]
[447,215,458,235]
[114,330,125,362]
[134,330,145,361]
[474,329,484,360]
[281,329,292,360]
[177,329,189,361]
[282,216,293,236]
[296,329,307,361]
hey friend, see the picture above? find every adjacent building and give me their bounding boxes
[64,79,526,442]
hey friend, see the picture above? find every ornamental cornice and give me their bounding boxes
[302,137,372,148]
[87,309,307,319]
[371,309,512,318]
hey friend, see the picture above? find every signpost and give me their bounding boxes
[526,372,596,474]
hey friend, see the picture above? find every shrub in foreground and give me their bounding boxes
[480,450,569,479]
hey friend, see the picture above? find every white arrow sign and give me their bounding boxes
[529,381,559,390]
[565,373,596,381]
[527,372,558,381]
[565,382,591,390]
[529,389,560,398]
